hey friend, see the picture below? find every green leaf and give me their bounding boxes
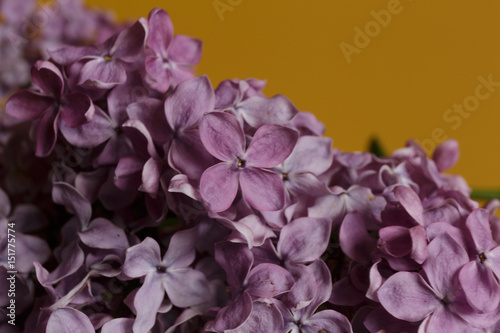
[471,189,500,200]
[368,137,387,158]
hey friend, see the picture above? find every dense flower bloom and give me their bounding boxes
[2,4,499,332]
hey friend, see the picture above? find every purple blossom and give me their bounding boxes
[49,19,147,89]
[208,242,294,331]
[122,231,211,332]
[143,8,202,92]
[199,111,298,212]
[6,61,94,156]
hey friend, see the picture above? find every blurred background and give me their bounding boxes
[85,0,500,189]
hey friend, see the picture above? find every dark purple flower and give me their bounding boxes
[6,61,94,156]
[209,242,294,331]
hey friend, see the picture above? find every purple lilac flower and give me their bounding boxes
[143,8,202,93]
[199,111,298,212]
[49,19,147,89]
[6,60,94,156]
[122,232,211,333]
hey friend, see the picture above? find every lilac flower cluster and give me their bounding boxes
[0,0,117,111]
[2,5,500,333]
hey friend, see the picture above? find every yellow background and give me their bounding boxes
[85,0,500,189]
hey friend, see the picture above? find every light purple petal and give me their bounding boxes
[147,8,173,57]
[277,217,332,264]
[60,106,114,148]
[423,233,469,297]
[459,261,500,313]
[339,212,377,263]
[46,308,95,333]
[303,310,352,333]
[214,79,240,109]
[200,111,245,161]
[378,271,440,322]
[466,209,494,254]
[78,218,128,250]
[215,242,253,289]
[290,111,325,136]
[143,56,171,93]
[246,263,295,298]
[122,237,160,278]
[378,226,412,258]
[78,59,126,89]
[229,214,275,248]
[228,300,284,333]
[303,260,333,316]
[168,129,216,180]
[285,172,330,197]
[200,163,239,213]
[393,185,424,225]
[238,95,299,127]
[245,124,298,168]
[162,228,197,269]
[279,264,316,311]
[101,318,134,333]
[488,246,500,279]
[212,293,253,331]
[168,34,202,64]
[48,241,85,284]
[282,136,333,175]
[6,90,53,121]
[164,75,215,131]
[140,158,162,194]
[410,225,428,264]
[112,19,147,62]
[163,267,211,307]
[240,168,285,211]
[133,273,164,333]
[48,45,101,66]
[432,139,459,172]
[425,306,470,332]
